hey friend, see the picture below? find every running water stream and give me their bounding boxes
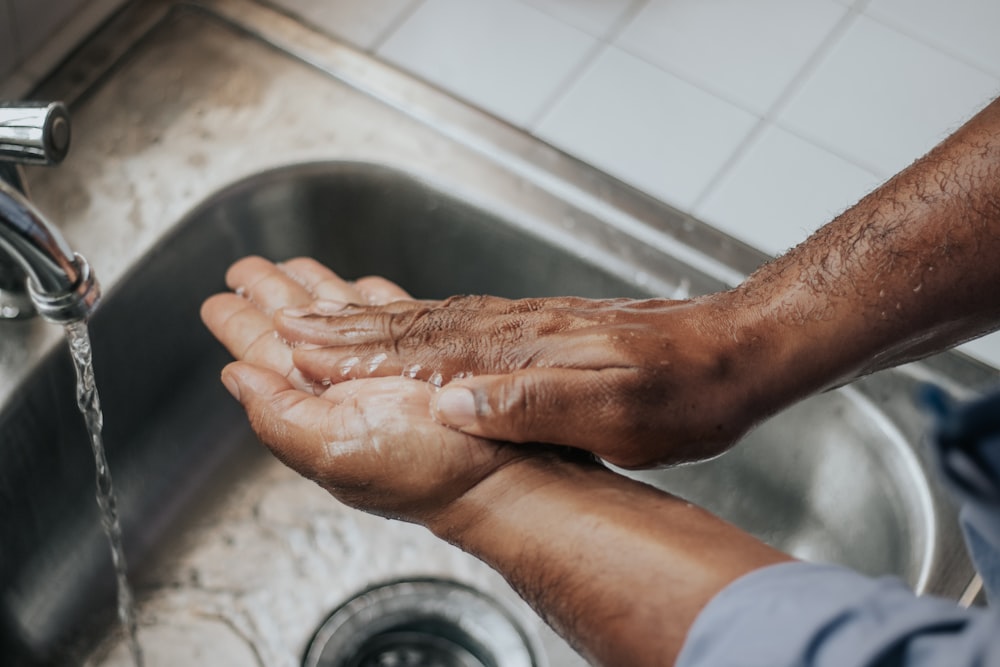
[65,321,144,667]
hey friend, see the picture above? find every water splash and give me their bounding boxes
[64,322,144,667]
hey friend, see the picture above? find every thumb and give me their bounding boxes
[430,369,635,454]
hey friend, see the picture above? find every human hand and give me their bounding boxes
[200,257,528,524]
[273,281,773,468]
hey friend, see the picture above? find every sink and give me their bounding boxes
[0,161,980,664]
[0,1,992,664]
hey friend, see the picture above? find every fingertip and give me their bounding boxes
[220,363,242,402]
[200,293,224,325]
[224,255,269,289]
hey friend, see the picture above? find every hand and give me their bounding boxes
[200,257,527,524]
[273,284,773,468]
[200,257,790,667]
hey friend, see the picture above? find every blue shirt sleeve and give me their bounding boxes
[676,561,997,667]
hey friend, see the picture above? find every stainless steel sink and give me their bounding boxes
[0,1,995,664]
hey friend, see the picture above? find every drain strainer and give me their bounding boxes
[303,579,538,667]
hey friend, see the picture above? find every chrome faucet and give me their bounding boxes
[0,102,99,323]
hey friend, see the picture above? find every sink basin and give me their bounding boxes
[0,1,990,664]
[0,162,978,664]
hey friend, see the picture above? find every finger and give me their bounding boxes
[293,344,408,383]
[292,344,476,386]
[429,368,649,466]
[274,300,432,347]
[274,294,619,349]
[220,361,353,480]
[225,256,318,314]
[202,294,289,368]
[278,257,367,304]
[354,276,412,304]
[202,293,313,390]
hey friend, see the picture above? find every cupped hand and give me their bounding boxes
[273,277,771,468]
[200,256,526,524]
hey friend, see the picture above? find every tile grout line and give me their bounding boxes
[768,121,884,179]
[526,0,651,132]
[370,0,428,54]
[861,11,1000,82]
[690,0,873,213]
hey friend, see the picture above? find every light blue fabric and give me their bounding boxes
[676,562,995,667]
[676,385,1000,667]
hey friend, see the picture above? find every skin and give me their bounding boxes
[201,258,790,666]
[272,97,1000,468]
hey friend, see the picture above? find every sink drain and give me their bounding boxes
[302,579,539,667]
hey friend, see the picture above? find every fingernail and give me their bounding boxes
[434,387,477,427]
[221,370,241,401]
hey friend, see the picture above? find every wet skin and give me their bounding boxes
[200,257,789,667]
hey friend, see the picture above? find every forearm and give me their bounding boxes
[731,97,1000,404]
[428,457,790,666]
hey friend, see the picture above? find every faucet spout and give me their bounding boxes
[0,179,100,323]
[0,101,99,323]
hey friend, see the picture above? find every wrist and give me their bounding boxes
[685,288,799,442]
[426,452,588,545]
[425,450,790,667]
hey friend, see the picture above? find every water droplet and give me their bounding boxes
[403,364,422,379]
[339,357,360,376]
[366,353,388,374]
[429,371,443,388]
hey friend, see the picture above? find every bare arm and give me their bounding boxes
[736,96,1000,395]
[428,457,788,666]
[273,97,1000,467]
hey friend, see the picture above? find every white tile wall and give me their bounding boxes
[536,46,758,210]
[695,125,880,256]
[377,0,597,126]
[267,0,420,50]
[6,0,1000,368]
[517,0,643,38]
[616,0,847,115]
[866,0,1000,78]
[778,15,999,178]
